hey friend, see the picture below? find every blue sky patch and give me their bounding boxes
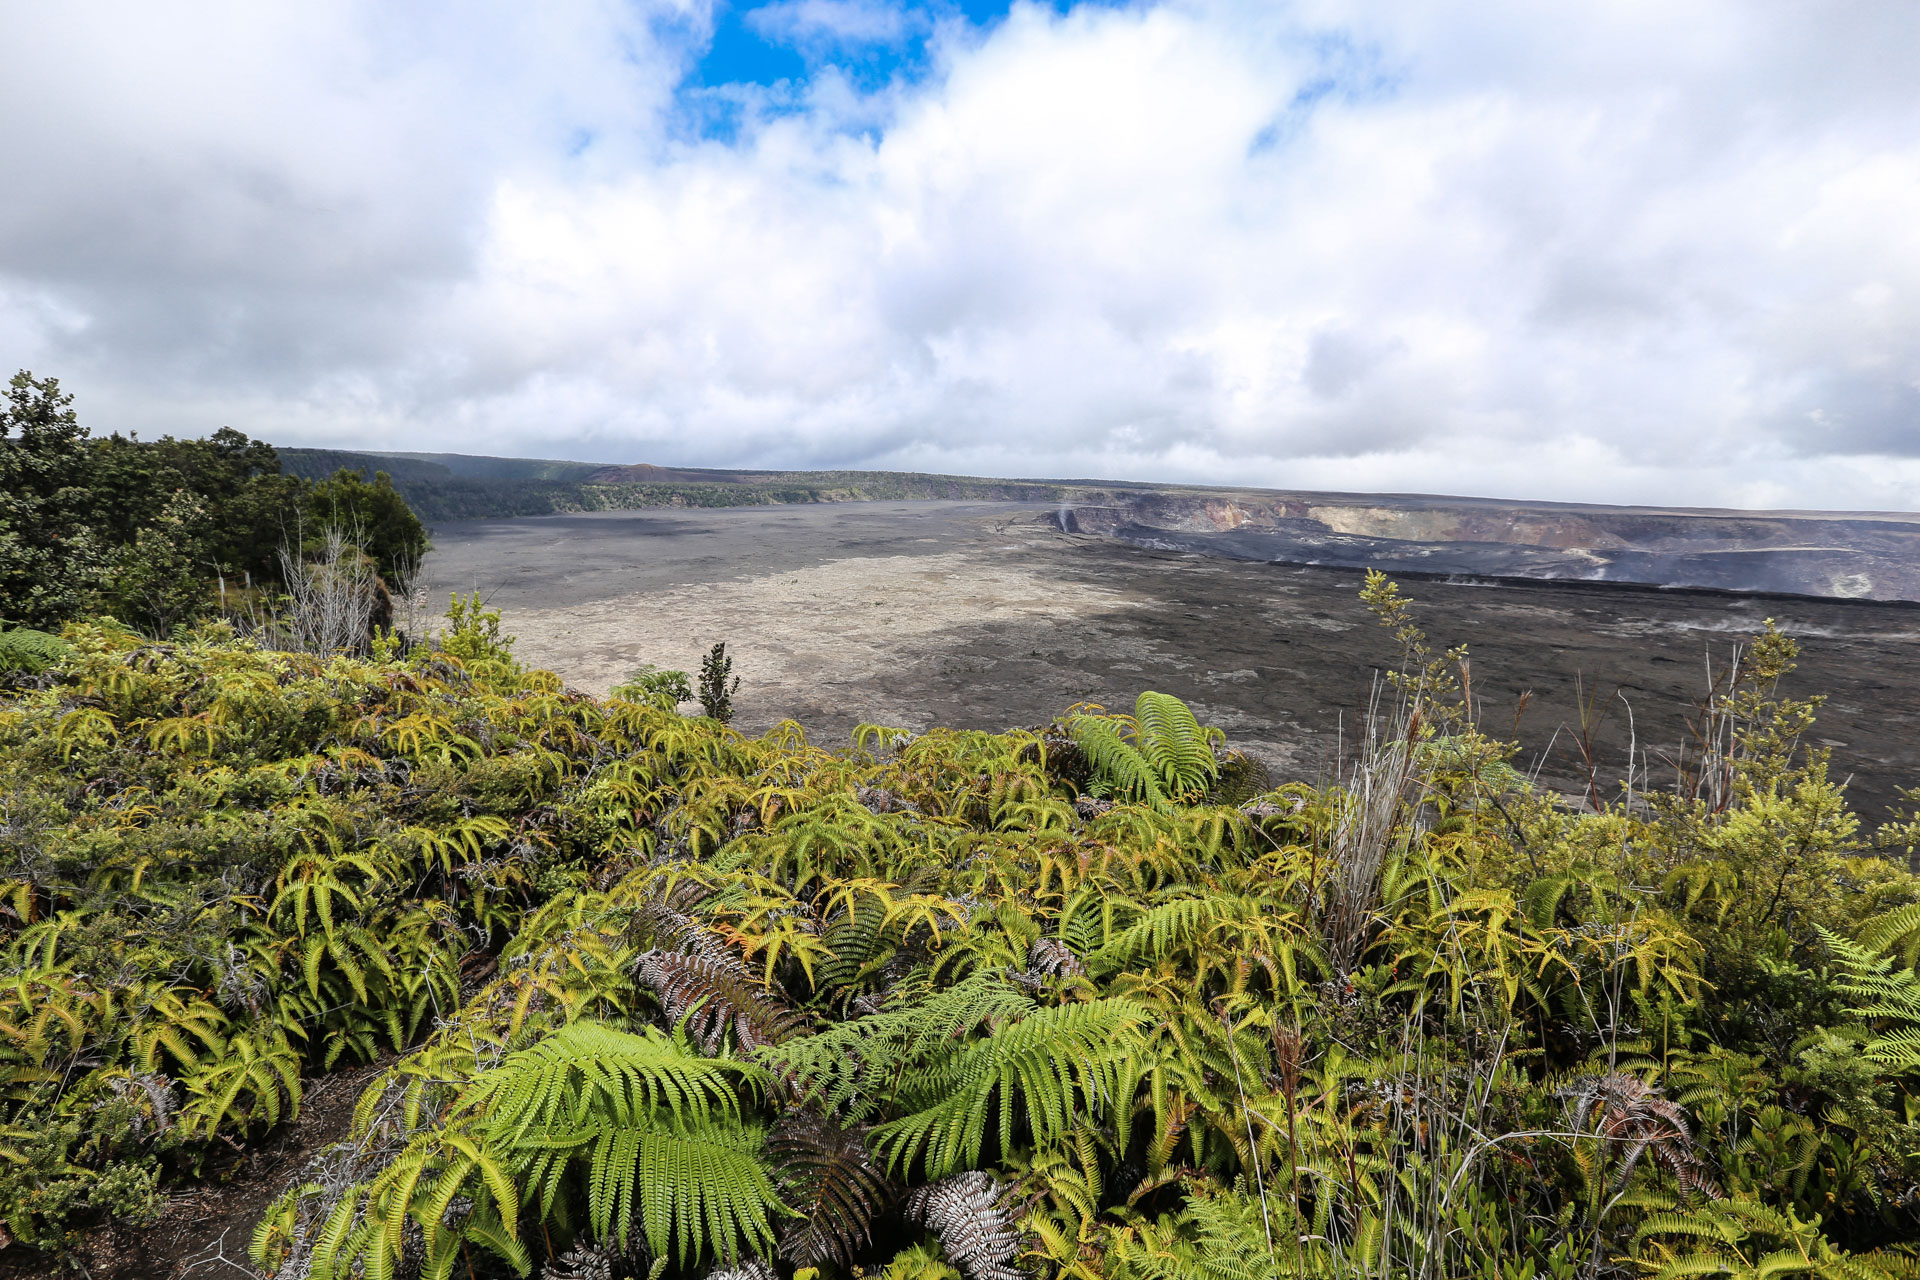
[687,0,1124,94]
[693,4,812,89]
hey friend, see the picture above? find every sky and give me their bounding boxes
[1,1,1917,511]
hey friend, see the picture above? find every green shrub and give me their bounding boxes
[4,590,1920,1277]
[613,663,694,710]
[699,641,739,722]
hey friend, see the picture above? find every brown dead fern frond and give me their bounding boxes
[1564,1071,1717,1197]
[770,1109,896,1269]
[635,949,807,1054]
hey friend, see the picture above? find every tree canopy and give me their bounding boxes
[0,372,101,626]
[0,370,428,636]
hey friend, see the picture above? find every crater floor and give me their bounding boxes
[420,502,1920,821]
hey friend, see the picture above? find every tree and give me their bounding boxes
[89,426,303,586]
[0,372,102,626]
[305,468,430,588]
[106,490,214,635]
[1,370,437,644]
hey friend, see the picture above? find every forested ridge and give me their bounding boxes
[274,447,1136,525]
[7,561,1920,1279]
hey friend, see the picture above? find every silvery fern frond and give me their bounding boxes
[904,1172,1022,1280]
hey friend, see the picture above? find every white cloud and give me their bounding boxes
[2,0,1918,509]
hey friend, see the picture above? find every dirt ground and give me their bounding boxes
[0,1061,383,1280]
[420,501,1920,822]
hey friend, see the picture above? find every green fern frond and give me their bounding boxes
[459,1020,766,1142]
[1088,896,1255,976]
[1857,902,1920,961]
[1644,1253,1742,1280]
[1637,1211,1745,1248]
[0,626,70,676]
[1817,925,1920,1071]
[315,1021,787,1273]
[871,998,1148,1177]
[1068,714,1168,808]
[763,973,1036,1123]
[550,1117,783,1263]
[1134,691,1221,798]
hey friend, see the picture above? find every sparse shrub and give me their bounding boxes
[700,640,740,722]
[276,528,380,653]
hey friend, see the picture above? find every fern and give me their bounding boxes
[816,885,909,995]
[1068,714,1170,808]
[461,1019,765,1139]
[306,1128,532,1280]
[1088,896,1243,975]
[1103,1182,1294,1280]
[1133,691,1222,799]
[884,1242,967,1280]
[871,998,1149,1177]
[464,1020,784,1262]
[1816,925,1920,1071]
[1858,902,1920,967]
[770,1109,895,1268]
[635,950,807,1054]
[1632,1190,1900,1279]
[19,613,1920,1275]
[1067,693,1221,809]
[903,1172,1022,1280]
[1206,751,1271,806]
[177,1029,302,1140]
[594,1119,781,1263]
[0,626,69,676]
[762,973,1037,1123]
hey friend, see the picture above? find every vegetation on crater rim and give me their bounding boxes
[0,370,428,636]
[8,514,1920,1278]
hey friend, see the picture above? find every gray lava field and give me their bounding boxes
[421,501,1920,822]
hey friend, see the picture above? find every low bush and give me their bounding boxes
[3,586,1920,1278]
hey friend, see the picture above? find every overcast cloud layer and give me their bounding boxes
[3,1,1918,509]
